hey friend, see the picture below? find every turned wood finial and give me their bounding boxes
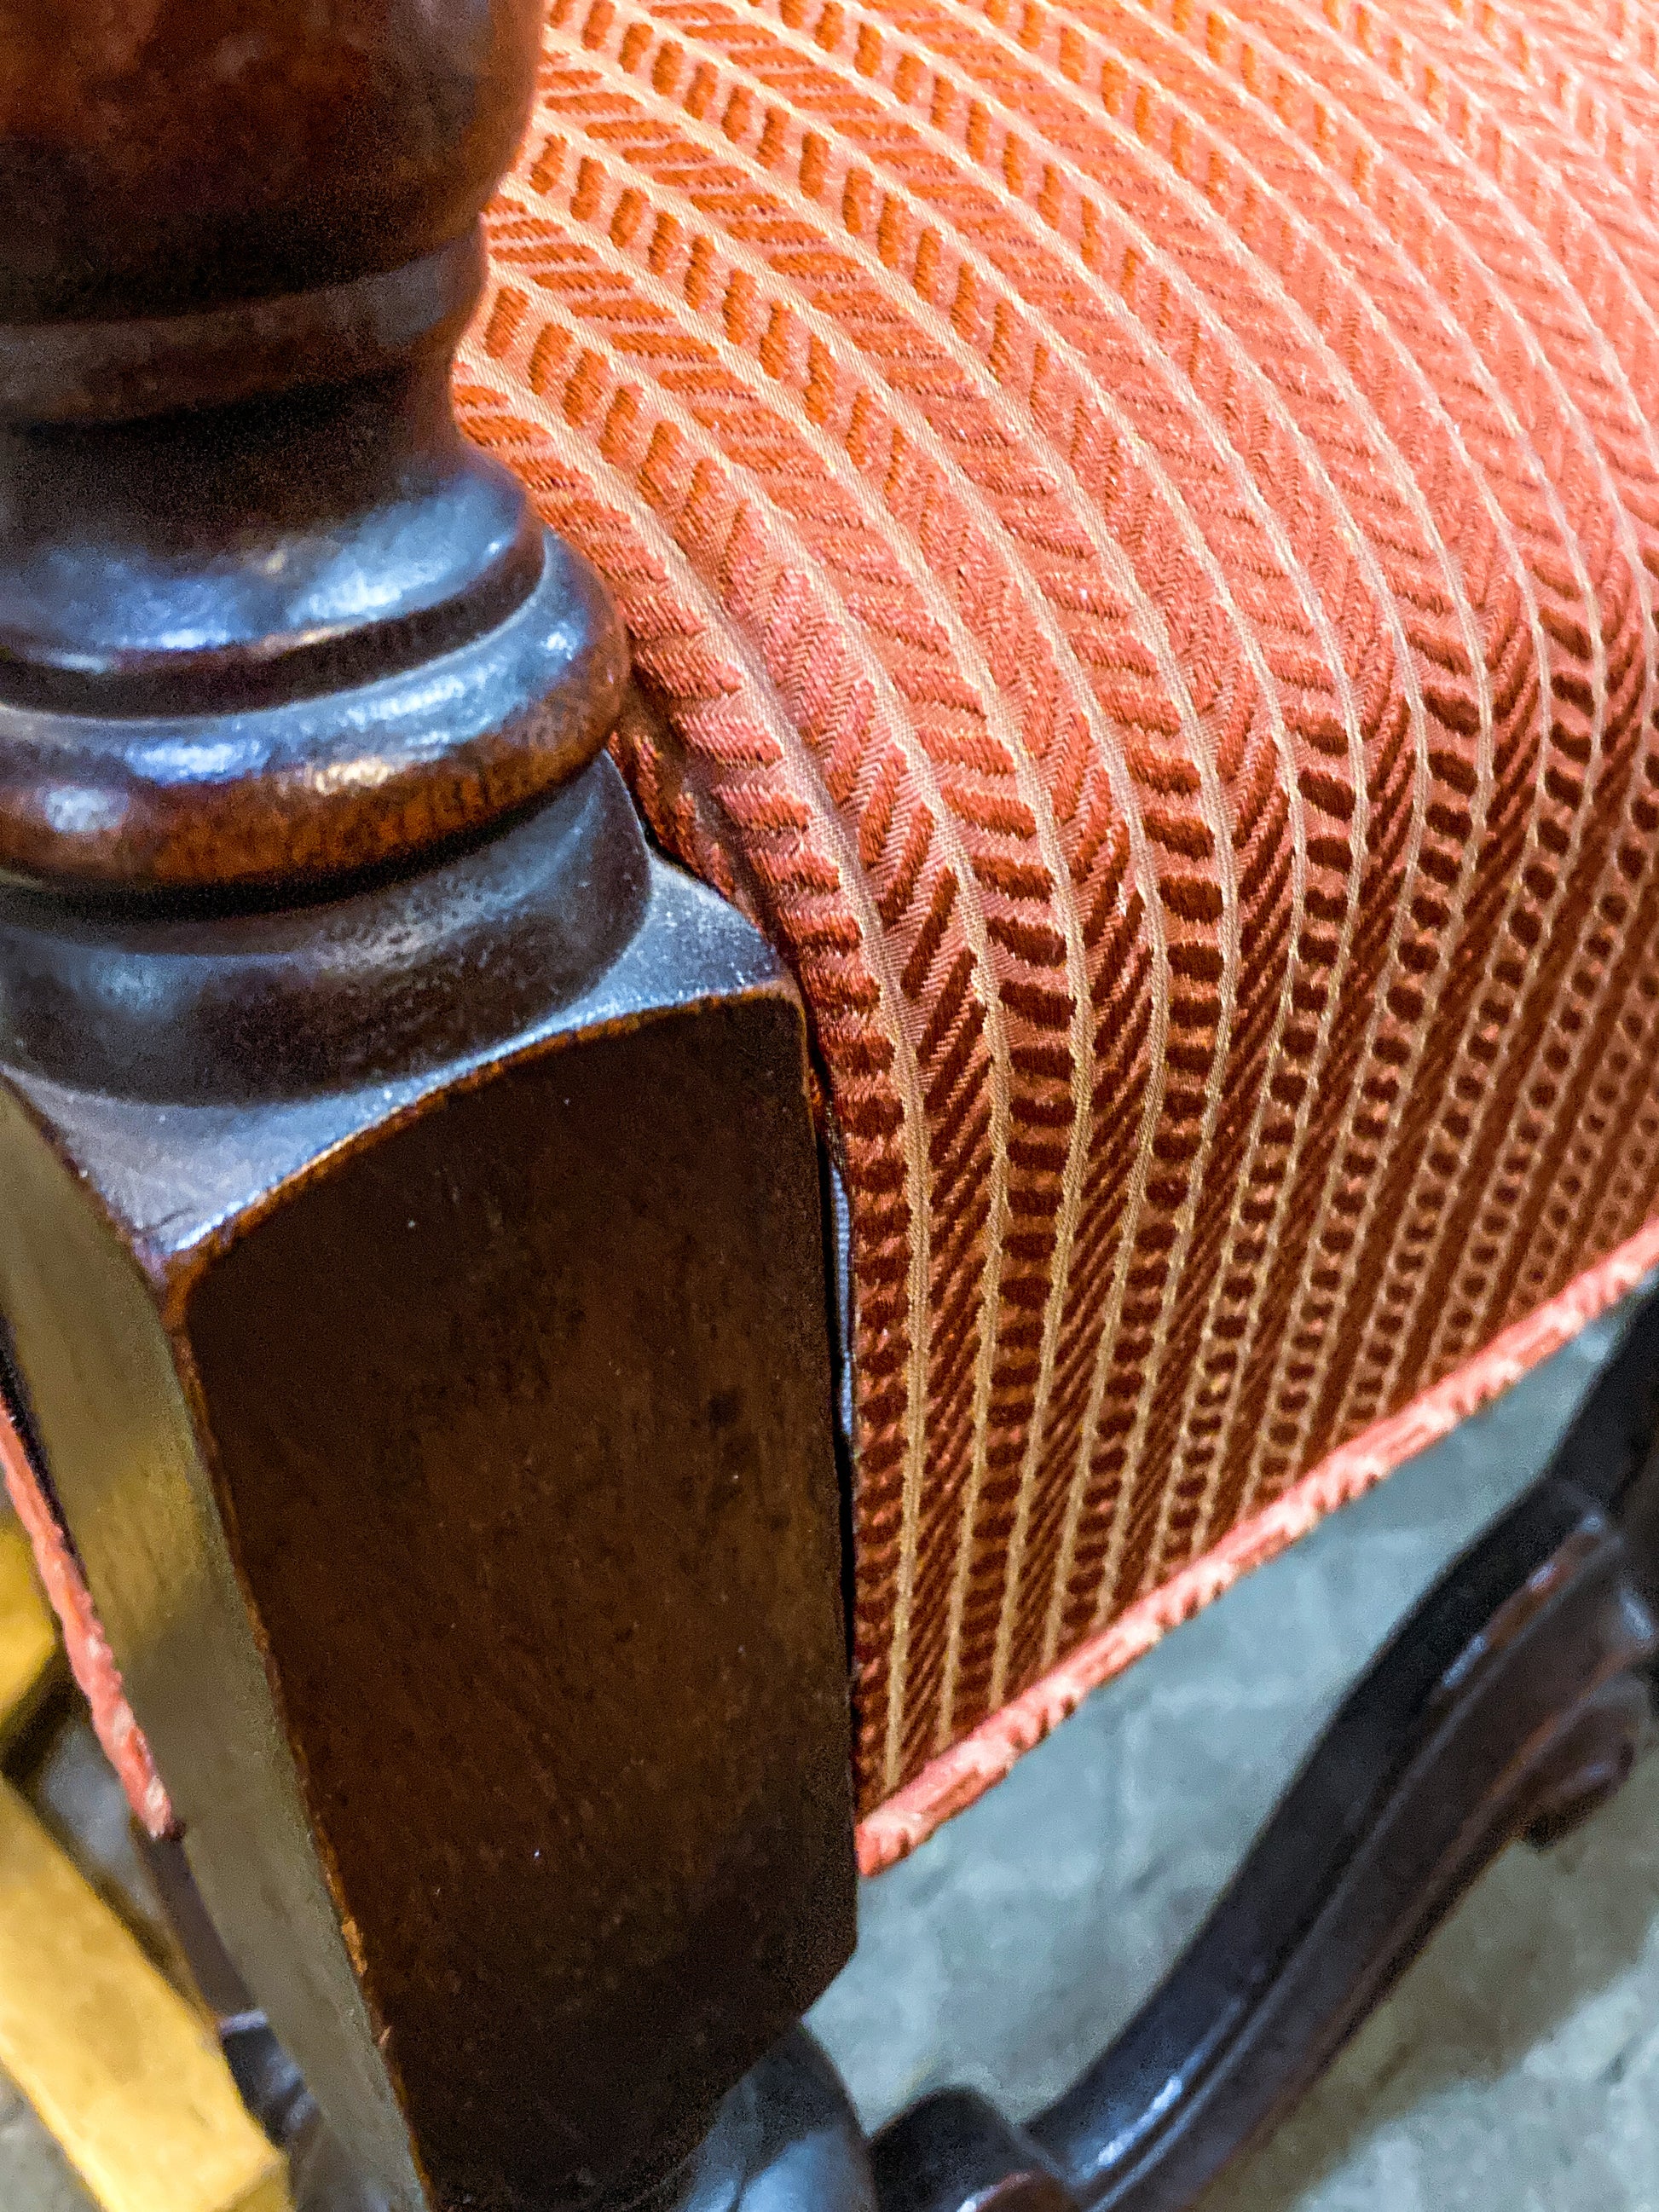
[0,21,858,2212]
[0,0,623,898]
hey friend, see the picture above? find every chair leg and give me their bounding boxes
[205,1288,1659,2212]
[0,14,857,2209]
[231,2021,882,2212]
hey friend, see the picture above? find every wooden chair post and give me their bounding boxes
[0,11,856,2209]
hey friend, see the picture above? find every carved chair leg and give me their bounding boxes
[179,1286,1659,2212]
[0,13,854,2210]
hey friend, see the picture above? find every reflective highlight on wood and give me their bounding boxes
[0,8,854,2211]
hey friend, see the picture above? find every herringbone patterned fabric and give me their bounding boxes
[458,0,1659,1822]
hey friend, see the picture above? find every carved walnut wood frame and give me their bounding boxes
[1,12,1656,2212]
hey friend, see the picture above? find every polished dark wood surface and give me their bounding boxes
[185,952,856,2209]
[0,0,544,321]
[0,679,644,1101]
[0,3,620,898]
[0,9,855,2210]
[1,831,860,2211]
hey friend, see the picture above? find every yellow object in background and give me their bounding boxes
[0,1775,292,2212]
[0,1516,57,1749]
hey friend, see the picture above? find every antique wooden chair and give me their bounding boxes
[6,3,1659,2207]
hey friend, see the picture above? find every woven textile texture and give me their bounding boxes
[458,0,1659,1822]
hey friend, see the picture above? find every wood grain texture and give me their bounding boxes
[0,9,853,2208]
[0,0,545,321]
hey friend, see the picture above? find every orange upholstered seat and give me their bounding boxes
[456,0,1659,1851]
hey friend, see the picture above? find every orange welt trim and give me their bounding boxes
[855,1214,1659,1878]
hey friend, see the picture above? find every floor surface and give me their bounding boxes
[6,1302,1655,2209]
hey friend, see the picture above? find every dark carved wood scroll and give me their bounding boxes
[0,11,855,2212]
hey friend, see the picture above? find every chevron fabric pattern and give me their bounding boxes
[458,0,1659,1824]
